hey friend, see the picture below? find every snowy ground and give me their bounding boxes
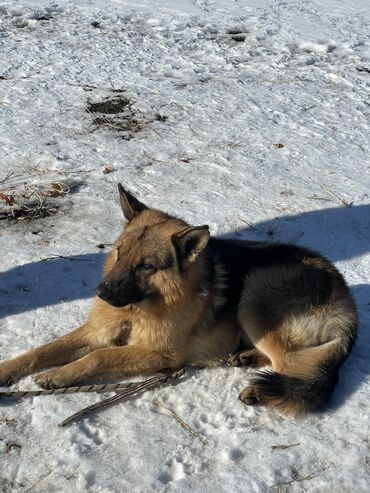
[0,0,370,491]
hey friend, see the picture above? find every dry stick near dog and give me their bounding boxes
[59,369,185,428]
[59,378,160,427]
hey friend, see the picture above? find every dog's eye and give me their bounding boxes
[137,262,156,272]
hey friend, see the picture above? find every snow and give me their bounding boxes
[0,0,369,491]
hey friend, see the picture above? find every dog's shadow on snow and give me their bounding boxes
[0,252,106,318]
[0,203,369,410]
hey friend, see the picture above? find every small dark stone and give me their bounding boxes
[232,34,246,42]
[155,113,168,122]
[227,28,244,35]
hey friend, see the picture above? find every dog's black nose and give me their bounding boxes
[96,280,111,300]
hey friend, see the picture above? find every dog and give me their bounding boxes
[0,184,358,415]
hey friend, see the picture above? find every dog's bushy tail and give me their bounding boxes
[243,336,356,416]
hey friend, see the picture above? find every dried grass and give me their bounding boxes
[0,182,70,221]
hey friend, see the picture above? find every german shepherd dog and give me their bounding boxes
[0,184,358,415]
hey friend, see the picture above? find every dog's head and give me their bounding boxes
[96,184,210,307]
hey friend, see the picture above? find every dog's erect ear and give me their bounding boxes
[172,225,210,263]
[118,183,148,221]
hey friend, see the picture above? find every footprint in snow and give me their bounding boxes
[158,457,189,484]
[69,421,104,449]
[229,448,245,461]
[79,421,103,445]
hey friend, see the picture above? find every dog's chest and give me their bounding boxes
[128,319,168,347]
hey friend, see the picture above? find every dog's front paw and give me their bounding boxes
[34,369,69,389]
[0,360,20,387]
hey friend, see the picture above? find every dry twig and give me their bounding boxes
[266,217,280,236]
[239,217,256,230]
[269,467,329,489]
[40,255,93,262]
[154,399,208,445]
[0,418,17,424]
[142,150,170,163]
[302,103,317,111]
[271,442,300,451]
[59,369,185,427]
[306,195,331,202]
[317,179,352,207]
[188,123,198,136]
[0,169,14,184]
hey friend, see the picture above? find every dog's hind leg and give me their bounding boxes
[237,263,357,415]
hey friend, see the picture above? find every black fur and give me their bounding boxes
[207,238,333,312]
[246,364,341,414]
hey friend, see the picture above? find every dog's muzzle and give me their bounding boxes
[96,280,144,307]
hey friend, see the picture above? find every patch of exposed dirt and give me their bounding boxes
[92,115,146,136]
[86,93,168,140]
[86,95,132,114]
